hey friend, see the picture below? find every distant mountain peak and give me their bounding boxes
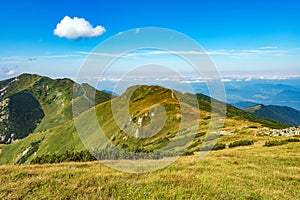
[244,104,300,126]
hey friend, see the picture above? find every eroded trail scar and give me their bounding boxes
[171,90,175,100]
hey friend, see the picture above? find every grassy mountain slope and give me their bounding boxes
[0,120,85,164]
[197,93,288,129]
[0,85,288,164]
[244,104,300,126]
[1,141,299,199]
[0,74,112,144]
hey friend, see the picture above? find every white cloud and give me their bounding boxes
[74,46,291,61]
[6,69,16,75]
[259,46,278,50]
[54,16,106,39]
[240,48,285,56]
[0,67,17,76]
[76,51,121,57]
[75,47,288,59]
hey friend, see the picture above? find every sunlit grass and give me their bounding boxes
[0,142,299,199]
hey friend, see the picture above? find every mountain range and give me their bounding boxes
[243,104,300,126]
[0,74,112,144]
[0,74,290,164]
[224,82,300,110]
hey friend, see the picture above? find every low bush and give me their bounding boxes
[31,150,97,164]
[30,148,182,164]
[249,126,258,129]
[183,150,194,156]
[203,116,211,120]
[286,138,300,142]
[200,143,226,151]
[188,141,202,150]
[228,140,254,148]
[212,143,226,150]
[264,140,288,147]
[195,132,206,138]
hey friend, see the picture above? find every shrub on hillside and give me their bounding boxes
[212,143,226,150]
[31,150,96,164]
[249,126,258,129]
[200,143,226,151]
[195,132,206,138]
[228,140,254,148]
[286,138,300,142]
[264,140,288,147]
[30,148,182,164]
[188,140,202,150]
[183,150,194,156]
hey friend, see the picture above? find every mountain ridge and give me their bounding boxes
[0,75,290,164]
[244,104,300,126]
[0,73,112,144]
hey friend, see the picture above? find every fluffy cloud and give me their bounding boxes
[1,67,17,76]
[54,16,106,39]
[6,69,16,75]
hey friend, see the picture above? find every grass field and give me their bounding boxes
[0,139,299,199]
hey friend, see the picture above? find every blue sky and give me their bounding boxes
[0,0,300,80]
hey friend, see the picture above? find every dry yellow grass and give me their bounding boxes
[0,140,299,199]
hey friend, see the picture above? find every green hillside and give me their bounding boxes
[0,84,288,165]
[0,74,112,144]
[244,104,300,126]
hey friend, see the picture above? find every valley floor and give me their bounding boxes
[0,141,299,199]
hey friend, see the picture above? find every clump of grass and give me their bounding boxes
[228,140,254,148]
[264,140,288,147]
